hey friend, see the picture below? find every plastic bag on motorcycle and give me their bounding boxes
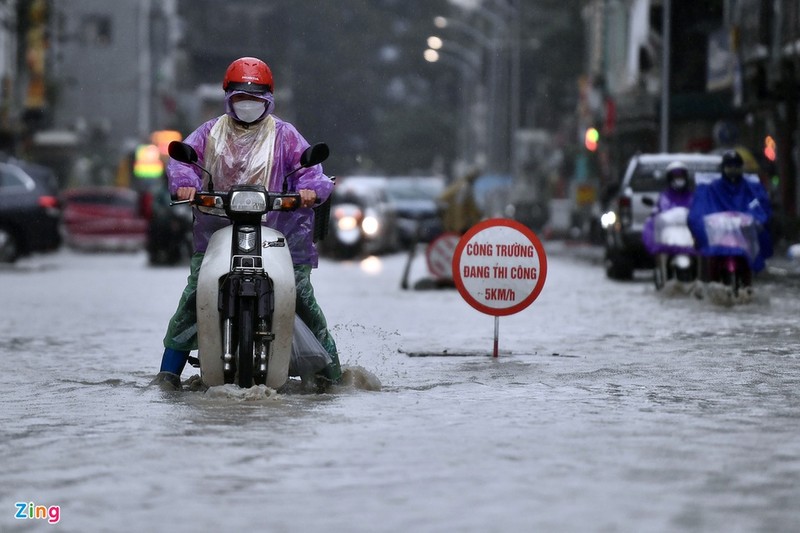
[289,315,332,378]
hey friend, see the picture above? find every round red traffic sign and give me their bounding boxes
[426,232,461,280]
[452,218,547,316]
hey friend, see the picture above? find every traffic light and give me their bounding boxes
[584,127,599,151]
[764,135,776,162]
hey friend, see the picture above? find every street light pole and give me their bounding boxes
[434,16,493,49]
[465,1,516,175]
[430,16,493,173]
[475,6,507,175]
[424,47,482,170]
[138,0,152,139]
[504,0,522,179]
[660,0,671,152]
[435,2,519,176]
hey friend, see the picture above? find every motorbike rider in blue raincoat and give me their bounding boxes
[152,57,340,391]
[642,161,693,255]
[687,149,773,284]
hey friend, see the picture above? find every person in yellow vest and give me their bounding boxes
[439,167,483,234]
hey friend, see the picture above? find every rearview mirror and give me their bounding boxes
[300,143,329,168]
[168,141,198,164]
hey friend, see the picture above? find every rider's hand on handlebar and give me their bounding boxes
[176,187,197,202]
[299,189,317,208]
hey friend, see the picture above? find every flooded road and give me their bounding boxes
[1,246,799,532]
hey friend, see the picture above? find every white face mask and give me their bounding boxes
[232,99,266,123]
[671,177,687,190]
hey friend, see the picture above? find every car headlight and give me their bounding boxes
[600,211,617,229]
[230,190,267,213]
[337,215,359,231]
[334,205,362,232]
[237,225,257,252]
[362,216,379,236]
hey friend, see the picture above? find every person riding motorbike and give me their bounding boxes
[152,57,340,391]
[642,161,693,255]
[687,149,773,286]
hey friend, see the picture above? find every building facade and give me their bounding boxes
[4,0,180,185]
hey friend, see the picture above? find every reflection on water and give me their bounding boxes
[359,255,383,275]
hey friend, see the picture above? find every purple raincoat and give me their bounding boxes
[167,111,333,267]
[641,188,693,255]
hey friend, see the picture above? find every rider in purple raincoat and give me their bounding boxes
[152,57,340,391]
[642,161,694,255]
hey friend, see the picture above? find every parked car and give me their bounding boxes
[61,186,149,252]
[145,186,193,265]
[0,160,62,262]
[601,152,722,279]
[319,176,399,259]
[384,175,446,247]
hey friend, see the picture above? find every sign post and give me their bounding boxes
[452,219,547,357]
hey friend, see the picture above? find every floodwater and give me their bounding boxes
[1,246,799,532]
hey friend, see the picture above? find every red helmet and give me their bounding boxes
[222,57,273,93]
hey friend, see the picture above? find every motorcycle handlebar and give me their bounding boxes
[170,191,322,208]
[169,191,321,218]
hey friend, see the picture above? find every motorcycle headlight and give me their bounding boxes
[672,254,692,269]
[237,225,257,252]
[230,190,267,213]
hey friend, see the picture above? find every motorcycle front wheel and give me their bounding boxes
[653,254,667,291]
[237,298,255,388]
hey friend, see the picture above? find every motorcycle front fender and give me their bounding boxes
[197,226,296,388]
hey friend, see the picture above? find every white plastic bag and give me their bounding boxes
[289,315,332,378]
[654,207,693,247]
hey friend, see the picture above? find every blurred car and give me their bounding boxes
[384,176,446,247]
[145,186,193,265]
[319,176,399,259]
[61,186,149,252]
[0,160,62,263]
[601,152,722,279]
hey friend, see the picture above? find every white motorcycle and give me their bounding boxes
[168,140,331,389]
[650,207,698,290]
